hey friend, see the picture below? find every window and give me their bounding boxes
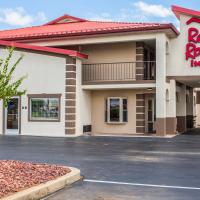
[105,97,128,123]
[28,94,61,121]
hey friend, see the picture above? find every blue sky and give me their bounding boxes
[0,0,199,30]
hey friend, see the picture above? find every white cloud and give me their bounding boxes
[88,10,148,22]
[0,7,47,26]
[118,8,148,22]
[133,1,173,18]
[87,1,174,23]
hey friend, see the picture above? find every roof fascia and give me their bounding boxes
[0,40,88,59]
[172,5,200,20]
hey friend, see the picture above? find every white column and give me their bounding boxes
[166,80,177,135]
[156,34,167,136]
[176,84,186,132]
[168,80,176,118]
[76,59,92,136]
[75,58,83,136]
[179,85,186,116]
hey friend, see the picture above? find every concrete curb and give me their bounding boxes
[1,167,81,200]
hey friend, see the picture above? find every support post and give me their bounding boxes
[155,34,167,136]
[177,84,187,133]
[166,80,177,135]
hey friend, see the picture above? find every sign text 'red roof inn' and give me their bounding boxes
[186,18,200,67]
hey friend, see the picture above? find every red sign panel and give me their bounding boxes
[186,18,200,67]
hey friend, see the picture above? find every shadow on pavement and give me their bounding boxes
[182,128,200,135]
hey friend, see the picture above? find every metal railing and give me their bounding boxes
[82,61,156,84]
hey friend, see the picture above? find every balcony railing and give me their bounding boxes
[82,61,156,84]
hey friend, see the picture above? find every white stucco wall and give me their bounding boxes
[91,89,137,135]
[166,80,176,118]
[0,48,66,136]
[82,42,136,64]
[156,33,168,119]
[167,15,200,76]
[176,85,187,117]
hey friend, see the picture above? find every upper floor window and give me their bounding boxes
[105,97,128,123]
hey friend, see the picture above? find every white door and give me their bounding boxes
[5,97,20,135]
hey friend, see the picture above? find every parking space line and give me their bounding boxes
[84,179,200,190]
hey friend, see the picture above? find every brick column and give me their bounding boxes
[65,57,76,135]
[136,94,145,133]
[136,42,144,80]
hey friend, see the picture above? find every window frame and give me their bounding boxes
[27,94,61,122]
[106,97,128,124]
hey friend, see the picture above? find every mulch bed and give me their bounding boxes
[0,160,71,198]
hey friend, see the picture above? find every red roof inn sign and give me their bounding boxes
[186,18,200,67]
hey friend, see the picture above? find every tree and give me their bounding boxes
[0,47,26,106]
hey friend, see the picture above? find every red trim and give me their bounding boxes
[44,14,87,25]
[187,17,200,25]
[0,40,88,59]
[172,5,200,19]
[0,24,179,42]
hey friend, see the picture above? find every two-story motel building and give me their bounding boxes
[0,5,199,137]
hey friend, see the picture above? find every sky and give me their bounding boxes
[0,0,199,30]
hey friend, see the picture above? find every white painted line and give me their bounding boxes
[92,134,176,138]
[84,179,200,190]
[127,151,200,156]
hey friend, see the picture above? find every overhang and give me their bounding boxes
[172,5,200,20]
[0,40,88,59]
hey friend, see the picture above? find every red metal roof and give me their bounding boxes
[0,40,88,59]
[172,5,200,19]
[44,14,88,25]
[0,18,179,41]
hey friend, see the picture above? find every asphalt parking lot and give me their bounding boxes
[1,130,200,199]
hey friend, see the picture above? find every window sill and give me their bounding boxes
[28,119,60,122]
[106,122,127,125]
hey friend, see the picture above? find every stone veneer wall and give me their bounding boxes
[136,42,144,80]
[65,57,76,134]
[136,94,145,133]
